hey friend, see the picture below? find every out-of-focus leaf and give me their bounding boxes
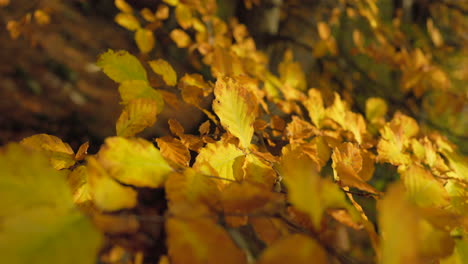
[135,28,155,53]
[149,59,177,86]
[96,137,173,188]
[116,98,158,137]
[67,165,92,204]
[213,76,258,149]
[87,157,137,211]
[303,88,325,128]
[366,97,387,124]
[278,50,307,92]
[166,217,247,264]
[97,50,147,83]
[20,134,75,170]
[170,29,192,48]
[115,0,133,13]
[175,4,193,29]
[115,13,140,31]
[0,144,102,264]
[257,234,327,264]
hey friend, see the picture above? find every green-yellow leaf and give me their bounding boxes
[149,59,177,86]
[213,76,258,149]
[118,80,164,111]
[0,144,102,264]
[97,49,147,83]
[135,28,155,54]
[116,98,159,137]
[97,137,173,188]
[20,134,75,170]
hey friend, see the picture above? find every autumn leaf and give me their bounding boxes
[175,4,193,29]
[115,0,133,13]
[193,140,244,186]
[116,98,159,137]
[257,234,327,264]
[0,144,102,264]
[166,217,247,264]
[97,50,147,83]
[115,13,140,31]
[303,88,325,128]
[170,29,192,48]
[20,133,75,170]
[213,76,258,149]
[135,28,155,53]
[87,157,138,211]
[67,165,92,204]
[278,144,355,228]
[118,80,164,111]
[96,137,173,188]
[149,59,177,86]
[156,136,191,168]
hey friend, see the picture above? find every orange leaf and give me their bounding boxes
[156,136,191,168]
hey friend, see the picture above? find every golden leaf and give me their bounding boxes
[118,80,164,112]
[67,165,92,204]
[135,28,155,53]
[156,136,191,168]
[213,76,258,149]
[166,217,247,264]
[317,21,331,40]
[97,137,173,188]
[170,29,192,48]
[116,98,158,137]
[115,0,133,13]
[365,97,387,124]
[303,88,325,128]
[149,59,177,86]
[258,234,327,264]
[156,4,170,20]
[175,3,193,29]
[115,13,141,31]
[21,134,75,170]
[221,181,282,214]
[87,157,137,211]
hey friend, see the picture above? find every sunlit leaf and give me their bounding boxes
[97,50,147,83]
[67,165,92,204]
[97,137,173,188]
[87,157,137,211]
[115,0,133,13]
[303,88,325,128]
[0,144,102,264]
[118,80,164,111]
[366,97,387,124]
[170,29,192,48]
[135,28,155,53]
[175,4,193,29]
[20,134,75,170]
[116,98,158,137]
[149,59,177,86]
[213,76,258,149]
[257,234,327,264]
[278,49,307,92]
[193,140,244,186]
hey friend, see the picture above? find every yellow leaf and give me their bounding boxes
[0,144,102,263]
[243,153,277,188]
[140,8,155,22]
[149,59,177,86]
[67,165,92,204]
[87,157,137,211]
[401,165,450,207]
[116,98,158,137]
[317,21,331,40]
[156,136,191,168]
[175,4,193,29]
[221,181,282,214]
[332,142,378,194]
[163,0,179,6]
[20,134,75,170]
[97,137,173,188]
[213,76,258,149]
[377,112,419,166]
[285,116,317,143]
[115,13,140,31]
[166,217,247,264]
[427,19,444,47]
[115,0,133,13]
[135,28,155,53]
[278,144,353,228]
[193,140,244,187]
[155,4,170,20]
[170,29,192,48]
[97,50,147,83]
[278,49,307,92]
[379,183,420,264]
[303,88,325,128]
[33,9,50,25]
[365,97,387,124]
[118,80,164,112]
[257,234,327,264]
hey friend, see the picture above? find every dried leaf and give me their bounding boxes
[21,134,75,170]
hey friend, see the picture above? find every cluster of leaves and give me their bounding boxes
[1,0,467,264]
